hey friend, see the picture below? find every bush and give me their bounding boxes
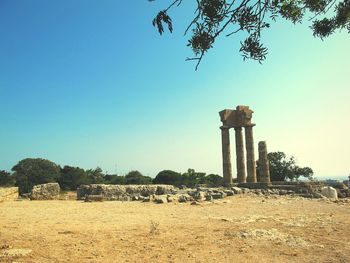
[125,171,152,185]
[153,170,182,186]
[58,166,89,190]
[0,170,15,187]
[86,167,105,184]
[12,158,60,193]
[205,174,223,187]
[104,174,126,185]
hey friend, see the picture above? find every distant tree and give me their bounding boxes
[151,0,350,69]
[86,167,105,184]
[205,174,224,187]
[12,158,60,193]
[153,170,182,185]
[182,168,206,187]
[58,166,89,190]
[0,170,15,187]
[267,151,313,181]
[125,170,153,185]
[104,174,126,185]
[292,166,314,181]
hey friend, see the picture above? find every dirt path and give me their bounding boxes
[1,195,349,262]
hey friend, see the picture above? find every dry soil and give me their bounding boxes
[1,195,349,263]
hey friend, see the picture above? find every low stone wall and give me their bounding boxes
[0,187,19,202]
[238,181,325,195]
[77,184,176,200]
[30,183,60,200]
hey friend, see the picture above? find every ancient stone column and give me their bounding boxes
[258,141,271,183]
[245,125,257,183]
[234,127,246,183]
[220,126,232,186]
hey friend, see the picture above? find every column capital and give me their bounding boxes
[220,125,230,130]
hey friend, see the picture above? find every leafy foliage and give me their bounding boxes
[153,170,183,185]
[153,168,223,187]
[205,173,224,187]
[125,170,153,185]
[150,0,350,69]
[104,174,127,185]
[85,167,105,184]
[0,170,15,187]
[58,166,89,190]
[12,158,61,193]
[267,151,313,181]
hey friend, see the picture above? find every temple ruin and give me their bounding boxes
[219,105,270,185]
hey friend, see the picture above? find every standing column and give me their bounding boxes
[234,127,246,183]
[258,141,271,183]
[220,126,232,186]
[245,125,257,183]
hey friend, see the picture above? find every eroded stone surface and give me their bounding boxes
[0,187,18,202]
[77,184,175,201]
[30,183,60,200]
[219,105,259,184]
[258,141,271,183]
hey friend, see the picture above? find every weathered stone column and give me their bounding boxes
[258,141,271,183]
[220,126,232,186]
[245,125,257,183]
[234,127,246,183]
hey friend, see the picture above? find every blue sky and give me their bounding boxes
[0,1,349,179]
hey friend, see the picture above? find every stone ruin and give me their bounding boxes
[77,184,176,201]
[219,105,270,185]
[30,183,60,200]
[0,187,18,202]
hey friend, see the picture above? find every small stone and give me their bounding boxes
[231,187,243,194]
[224,190,234,196]
[154,196,168,204]
[178,195,188,203]
[205,194,213,201]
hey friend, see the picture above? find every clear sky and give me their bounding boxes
[0,1,349,179]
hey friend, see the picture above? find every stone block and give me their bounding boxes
[30,183,60,200]
[321,186,338,201]
[0,187,19,202]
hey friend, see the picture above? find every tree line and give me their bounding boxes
[0,151,313,193]
[0,158,224,194]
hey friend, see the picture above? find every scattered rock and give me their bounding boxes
[193,191,206,202]
[77,184,175,201]
[166,195,174,202]
[212,192,226,199]
[241,188,250,194]
[321,186,338,201]
[224,190,234,196]
[312,192,327,199]
[205,194,213,201]
[154,195,168,204]
[231,187,242,194]
[178,194,190,203]
[279,190,288,195]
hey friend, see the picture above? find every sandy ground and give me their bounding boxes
[1,195,350,263]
